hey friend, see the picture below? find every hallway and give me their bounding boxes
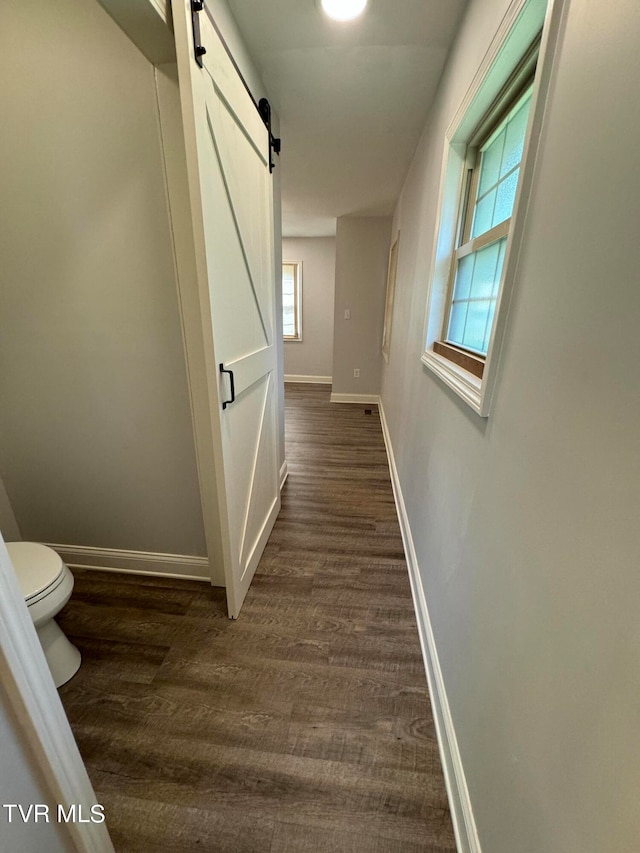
[58,384,455,851]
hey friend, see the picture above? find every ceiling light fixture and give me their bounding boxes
[320,0,369,22]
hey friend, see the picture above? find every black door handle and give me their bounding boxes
[219,363,236,410]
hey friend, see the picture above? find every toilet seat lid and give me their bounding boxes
[6,542,65,602]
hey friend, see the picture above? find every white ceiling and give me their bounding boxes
[226,0,467,236]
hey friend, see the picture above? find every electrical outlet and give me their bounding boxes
[353,368,360,378]
[344,309,351,320]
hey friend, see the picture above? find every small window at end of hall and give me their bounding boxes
[282,261,302,341]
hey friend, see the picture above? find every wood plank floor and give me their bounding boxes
[58,383,455,852]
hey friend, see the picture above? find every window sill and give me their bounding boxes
[433,341,485,378]
[421,350,484,416]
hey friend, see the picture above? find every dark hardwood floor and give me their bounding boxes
[58,383,456,852]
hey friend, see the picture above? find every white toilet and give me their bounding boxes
[7,542,81,688]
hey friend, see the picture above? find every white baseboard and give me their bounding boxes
[378,401,480,853]
[284,374,332,384]
[330,392,381,405]
[280,460,289,490]
[46,543,224,586]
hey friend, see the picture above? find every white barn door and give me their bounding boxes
[171,0,280,618]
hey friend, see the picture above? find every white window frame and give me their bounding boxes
[382,233,400,362]
[442,77,535,362]
[282,260,303,342]
[421,0,566,417]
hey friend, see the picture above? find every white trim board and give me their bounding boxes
[95,0,175,64]
[0,534,115,853]
[378,401,481,853]
[284,374,332,384]
[330,393,381,405]
[280,460,289,490]
[45,544,220,585]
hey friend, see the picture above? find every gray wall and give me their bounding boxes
[381,0,640,849]
[0,476,21,543]
[283,237,336,379]
[0,0,206,555]
[331,217,391,396]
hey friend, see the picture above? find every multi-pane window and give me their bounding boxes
[445,86,533,359]
[422,14,547,416]
[282,261,302,340]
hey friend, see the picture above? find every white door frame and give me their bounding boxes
[155,54,230,592]
[0,532,114,853]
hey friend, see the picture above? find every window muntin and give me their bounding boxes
[282,261,302,341]
[445,86,533,356]
[471,92,532,238]
[448,238,508,355]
